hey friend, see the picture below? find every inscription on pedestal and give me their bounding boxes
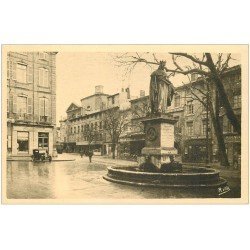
[161,123,174,148]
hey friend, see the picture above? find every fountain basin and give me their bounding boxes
[103,166,230,197]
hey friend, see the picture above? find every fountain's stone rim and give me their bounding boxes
[103,165,230,197]
[106,166,220,176]
[103,175,228,189]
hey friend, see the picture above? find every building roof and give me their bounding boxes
[108,93,119,98]
[130,95,149,103]
[80,93,109,101]
[66,102,81,112]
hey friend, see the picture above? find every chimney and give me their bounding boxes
[140,90,145,97]
[95,85,104,94]
[125,87,130,99]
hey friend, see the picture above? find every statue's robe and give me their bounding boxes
[150,68,174,114]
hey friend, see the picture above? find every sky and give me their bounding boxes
[56,52,240,125]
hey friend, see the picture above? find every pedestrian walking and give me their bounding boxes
[80,149,84,158]
[88,150,93,163]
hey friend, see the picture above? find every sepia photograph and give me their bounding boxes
[1,45,248,204]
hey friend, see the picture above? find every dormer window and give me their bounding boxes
[38,52,49,61]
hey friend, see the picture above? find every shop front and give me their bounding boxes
[182,138,212,163]
[9,124,54,156]
[76,141,103,155]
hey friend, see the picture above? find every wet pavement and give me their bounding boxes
[6,154,241,199]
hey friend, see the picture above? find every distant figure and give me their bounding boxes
[80,149,84,158]
[88,150,93,163]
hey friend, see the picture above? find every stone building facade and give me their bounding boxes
[62,86,132,156]
[7,52,57,157]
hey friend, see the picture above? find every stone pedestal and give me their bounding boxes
[141,115,178,169]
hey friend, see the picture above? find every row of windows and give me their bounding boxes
[220,115,241,134]
[7,95,51,121]
[186,116,240,137]
[186,120,210,136]
[173,91,241,111]
[7,62,50,87]
[70,121,104,134]
[83,133,103,141]
[70,112,103,120]
[175,94,241,115]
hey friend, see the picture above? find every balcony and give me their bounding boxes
[39,116,52,124]
[11,113,33,123]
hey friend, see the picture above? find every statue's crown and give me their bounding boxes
[158,60,166,70]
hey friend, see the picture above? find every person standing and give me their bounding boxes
[88,150,93,163]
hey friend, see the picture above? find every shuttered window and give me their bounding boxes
[17,96,27,114]
[39,97,49,121]
[39,68,49,87]
[12,61,16,80]
[16,64,27,83]
[39,52,49,61]
[10,94,17,113]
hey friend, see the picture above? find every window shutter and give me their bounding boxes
[45,98,49,116]
[39,98,44,116]
[9,95,13,113]
[39,68,43,86]
[44,69,49,87]
[27,98,32,114]
[27,65,33,83]
[13,94,17,113]
[12,62,16,80]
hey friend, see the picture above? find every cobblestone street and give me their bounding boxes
[6,154,241,199]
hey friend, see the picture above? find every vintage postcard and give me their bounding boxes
[1,45,248,204]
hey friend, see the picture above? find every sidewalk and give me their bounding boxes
[7,153,76,162]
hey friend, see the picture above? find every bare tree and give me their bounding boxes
[83,124,98,151]
[115,52,239,166]
[115,52,240,134]
[102,107,130,159]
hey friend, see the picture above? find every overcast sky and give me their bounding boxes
[56,52,240,125]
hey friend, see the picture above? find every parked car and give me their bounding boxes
[31,149,52,162]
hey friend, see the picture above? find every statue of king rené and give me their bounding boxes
[149,61,175,115]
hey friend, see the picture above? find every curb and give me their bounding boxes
[7,159,76,162]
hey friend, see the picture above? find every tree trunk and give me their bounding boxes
[205,53,241,134]
[111,143,116,159]
[208,90,230,167]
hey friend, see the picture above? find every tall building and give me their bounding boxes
[7,52,57,157]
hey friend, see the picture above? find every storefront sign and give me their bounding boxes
[225,135,241,143]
